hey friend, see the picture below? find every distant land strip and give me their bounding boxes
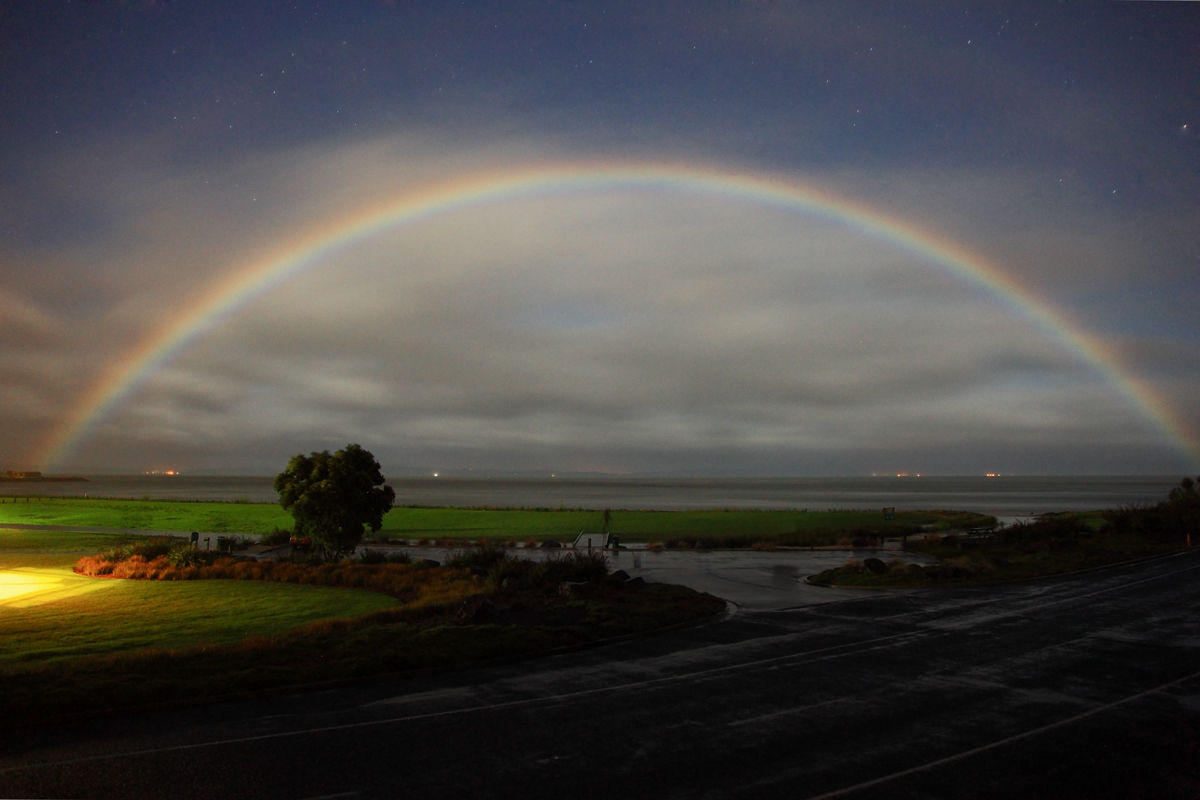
[0,472,88,483]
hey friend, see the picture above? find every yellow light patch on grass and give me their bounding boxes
[0,568,114,608]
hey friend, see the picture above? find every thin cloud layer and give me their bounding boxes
[6,136,1178,475]
[1,2,1196,475]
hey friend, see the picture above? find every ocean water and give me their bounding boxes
[0,474,1183,521]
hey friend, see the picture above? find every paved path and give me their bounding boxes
[3,548,1198,799]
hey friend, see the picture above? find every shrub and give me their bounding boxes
[447,546,509,572]
[129,537,176,560]
[73,555,114,576]
[261,527,292,546]
[539,551,609,584]
[166,546,221,568]
[1001,515,1085,551]
[283,550,325,566]
[1102,478,1200,544]
[487,556,538,591]
[358,549,388,565]
[112,555,173,580]
[941,555,977,576]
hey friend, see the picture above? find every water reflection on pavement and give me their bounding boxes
[608,547,911,610]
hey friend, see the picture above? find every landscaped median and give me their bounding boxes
[0,532,725,731]
[807,503,1194,589]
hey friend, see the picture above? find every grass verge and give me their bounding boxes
[807,512,1189,588]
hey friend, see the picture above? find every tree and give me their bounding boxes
[274,444,396,560]
[1160,475,1200,542]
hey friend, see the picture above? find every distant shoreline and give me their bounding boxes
[0,475,89,483]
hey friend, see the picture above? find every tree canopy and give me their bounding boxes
[274,443,396,559]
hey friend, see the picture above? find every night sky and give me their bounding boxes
[2,1,1198,476]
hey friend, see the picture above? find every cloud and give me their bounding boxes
[1,122,1193,474]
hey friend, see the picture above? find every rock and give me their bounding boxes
[609,569,630,582]
[863,557,887,574]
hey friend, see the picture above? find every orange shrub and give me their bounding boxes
[74,555,115,576]
[71,548,481,607]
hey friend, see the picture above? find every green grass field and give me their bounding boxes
[0,497,292,534]
[0,497,994,544]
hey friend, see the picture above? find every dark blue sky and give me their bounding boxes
[2,1,1198,475]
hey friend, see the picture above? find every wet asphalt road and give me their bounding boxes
[2,548,1199,799]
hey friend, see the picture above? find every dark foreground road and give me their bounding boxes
[2,549,1198,799]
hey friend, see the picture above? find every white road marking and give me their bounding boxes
[0,629,932,773]
[804,668,1200,800]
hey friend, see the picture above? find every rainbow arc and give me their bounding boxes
[36,162,1200,471]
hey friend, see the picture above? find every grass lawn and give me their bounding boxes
[0,531,399,668]
[0,498,995,545]
[0,526,157,558]
[379,506,601,541]
[0,497,291,534]
[0,575,399,667]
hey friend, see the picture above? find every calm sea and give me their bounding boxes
[0,474,1183,521]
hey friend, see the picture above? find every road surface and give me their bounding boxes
[2,549,1198,799]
